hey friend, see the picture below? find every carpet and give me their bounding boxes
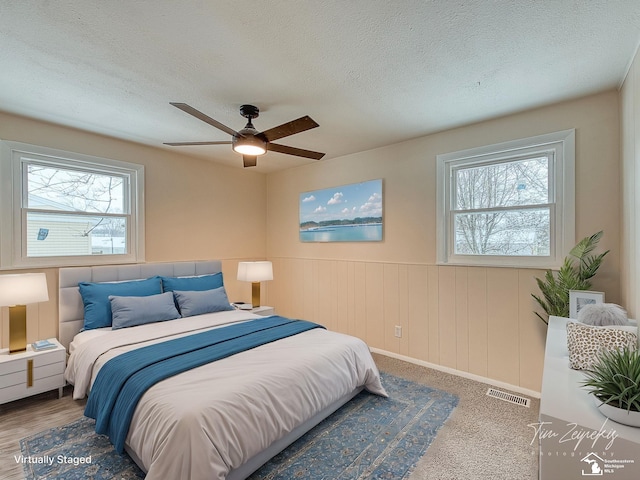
[20,373,458,479]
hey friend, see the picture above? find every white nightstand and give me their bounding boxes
[252,306,275,316]
[0,338,66,404]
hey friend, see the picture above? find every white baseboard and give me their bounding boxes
[370,347,541,399]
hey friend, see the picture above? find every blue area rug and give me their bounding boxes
[20,373,458,479]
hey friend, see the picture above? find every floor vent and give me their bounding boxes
[486,388,531,407]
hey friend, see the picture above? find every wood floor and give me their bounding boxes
[0,387,85,480]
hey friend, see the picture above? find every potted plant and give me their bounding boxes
[532,231,609,324]
[582,347,640,427]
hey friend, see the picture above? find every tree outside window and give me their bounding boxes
[0,140,144,268]
[26,163,129,257]
[452,155,551,257]
[436,130,575,268]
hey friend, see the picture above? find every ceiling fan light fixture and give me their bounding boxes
[166,102,325,166]
[233,142,267,156]
[232,132,267,156]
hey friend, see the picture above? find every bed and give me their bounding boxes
[60,260,386,480]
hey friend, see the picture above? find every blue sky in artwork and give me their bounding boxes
[299,179,382,223]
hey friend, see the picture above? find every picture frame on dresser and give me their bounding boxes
[569,290,604,319]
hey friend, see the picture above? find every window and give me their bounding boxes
[436,130,574,268]
[0,141,144,269]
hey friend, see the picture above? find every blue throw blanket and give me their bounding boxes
[84,316,324,452]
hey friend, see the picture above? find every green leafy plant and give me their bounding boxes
[582,347,640,413]
[532,231,609,324]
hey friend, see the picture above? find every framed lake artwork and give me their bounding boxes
[299,179,383,242]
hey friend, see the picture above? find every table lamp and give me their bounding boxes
[237,261,273,308]
[0,272,49,353]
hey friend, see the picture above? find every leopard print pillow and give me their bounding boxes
[566,321,638,370]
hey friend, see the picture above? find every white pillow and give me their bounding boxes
[577,303,628,326]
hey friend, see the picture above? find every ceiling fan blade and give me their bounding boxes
[170,102,240,137]
[163,141,232,146]
[267,143,325,160]
[243,155,258,167]
[260,116,319,142]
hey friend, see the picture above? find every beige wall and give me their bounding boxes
[621,46,640,319]
[0,90,623,393]
[0,111,267,348]
[265,91,621,393]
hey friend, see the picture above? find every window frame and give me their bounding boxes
[436,129,575,269]
[0,140,145,269]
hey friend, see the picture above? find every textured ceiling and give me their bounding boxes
[1,1,639,173]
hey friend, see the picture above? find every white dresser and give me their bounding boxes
[0,338,66,404]
[539,317,640,479]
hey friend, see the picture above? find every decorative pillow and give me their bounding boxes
[173,287,234,317]
[109,292,181,330]
[566,321,638,370]
[79,276,163,330]
[160,273,224,293]
[577,303,629,326]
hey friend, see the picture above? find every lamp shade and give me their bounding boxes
[237,261,273,283]
[0,273,49,306]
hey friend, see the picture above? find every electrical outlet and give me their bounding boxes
[394,325,402,338]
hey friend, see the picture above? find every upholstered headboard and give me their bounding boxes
[58,260,223,350]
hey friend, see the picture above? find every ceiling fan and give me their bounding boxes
[164,103,325,167]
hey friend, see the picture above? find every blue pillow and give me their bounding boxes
[79,276,163,330]
[173,287,233,317]
[110,292,181,330]
[160,273,224,292]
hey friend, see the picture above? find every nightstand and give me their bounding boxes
[252,306,275,316]
[0,338,66,404]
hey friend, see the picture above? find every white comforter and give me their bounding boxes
[65,310,386,480]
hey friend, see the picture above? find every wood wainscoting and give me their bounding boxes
[265,257,547,393]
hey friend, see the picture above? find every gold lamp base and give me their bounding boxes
[251,282,261,308]
[9,304,27,354]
